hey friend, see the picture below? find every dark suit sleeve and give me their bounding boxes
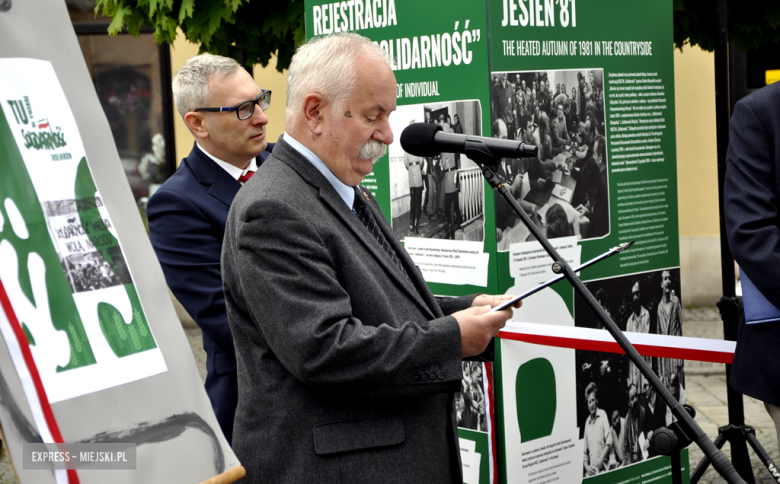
[225,198,463,399]
[725,97,780,307]
[436,294,477,315]
[551,120,562,147]
[148,188,234,353]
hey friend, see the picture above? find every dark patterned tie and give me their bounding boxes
[352,188,409,280]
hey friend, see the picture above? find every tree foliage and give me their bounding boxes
[95,0,780,65]
[95,0,306,72]
[674,0,780,52]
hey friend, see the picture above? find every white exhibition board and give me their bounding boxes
[0,0,238,482]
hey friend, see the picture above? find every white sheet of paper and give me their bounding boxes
[459,437,477,453]
[404,238,489,287]
[459,437,481,484]
[508,236,581,284]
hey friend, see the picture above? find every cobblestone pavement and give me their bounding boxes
[0,308,776,483]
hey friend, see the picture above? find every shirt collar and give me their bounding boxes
[283,133,355,209]
[196,143,257,183]
[588,411,601,424]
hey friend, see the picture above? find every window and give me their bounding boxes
[68,0,175,203]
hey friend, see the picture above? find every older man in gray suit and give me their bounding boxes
[222,33,518,483]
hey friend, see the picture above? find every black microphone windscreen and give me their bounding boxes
[400,123,443,157]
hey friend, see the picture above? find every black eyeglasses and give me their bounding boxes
[194,90,272,120]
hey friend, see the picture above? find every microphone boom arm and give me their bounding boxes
[469,147,747,484]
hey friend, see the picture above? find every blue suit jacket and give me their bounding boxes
[725,82,780,406]
[147,142,274,443]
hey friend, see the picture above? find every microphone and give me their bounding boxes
[400,123,539,162]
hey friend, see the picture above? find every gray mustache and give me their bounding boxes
[359,139,387,162]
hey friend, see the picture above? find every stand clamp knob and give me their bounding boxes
[651,428,679,456]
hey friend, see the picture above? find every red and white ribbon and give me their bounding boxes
[0,278,79,484]
[499,322,735,364]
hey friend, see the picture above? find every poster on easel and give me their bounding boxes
[304,1,499,482]
[0,1,239,482]
[0,59,167,405]
[487,0,687,482]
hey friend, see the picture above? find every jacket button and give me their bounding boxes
[429,372,438,380]
[438,371,446,379]
[421,373,429,381]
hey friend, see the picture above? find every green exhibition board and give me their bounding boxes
[304,1,684,483]
[496,332,690,484]
[488,0,680,294]
[305,0,500,298]
[305,3,500,483]
[489,1,685,483]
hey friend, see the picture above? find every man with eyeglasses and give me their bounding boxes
[146,53,274,445]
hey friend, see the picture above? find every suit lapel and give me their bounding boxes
[357,187,442,319]
[274,139,437,319]
[189,141,282,208]
[186,143,241,208]
[208,170,241,207]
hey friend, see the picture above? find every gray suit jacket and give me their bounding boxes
[222,137,476,483]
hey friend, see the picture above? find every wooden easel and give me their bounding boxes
[198,465,246,484]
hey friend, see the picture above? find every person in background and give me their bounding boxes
[147,53,274,445]
[583,382,613,476]
[724,80,780,450]
[626,280,651,392]
[404,119,424,236]
[657,269,683,385]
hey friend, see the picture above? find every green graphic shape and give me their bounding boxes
[22,323,36,346]
[74,157,156,356]
[515,357,556,442]
[0,108,96,370]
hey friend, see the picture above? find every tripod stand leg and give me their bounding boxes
[730,437,756,484]
[691,432,727,483]
[746,430,780,483]
[671,451,683,484]
[722,298,756,484]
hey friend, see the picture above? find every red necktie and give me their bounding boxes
[238,171,255,183]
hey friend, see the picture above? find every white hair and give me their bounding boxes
[172,53,242,119]
[286,33,392,127]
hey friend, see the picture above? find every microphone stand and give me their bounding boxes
[465,140,747,484]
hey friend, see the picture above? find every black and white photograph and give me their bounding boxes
[61,249,132,293]
[490,69,610,251]
[456,361,489,432]
[573,268,685,476]
[42,198,133,293]
[388,100,485,242]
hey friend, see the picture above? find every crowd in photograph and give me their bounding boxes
[491,69,610,246]
[577,270,685,476]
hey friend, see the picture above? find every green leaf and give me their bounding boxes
[225,0,242,13]
[96,0,304,70]
[179,0,194,23]
[107,4,130,35]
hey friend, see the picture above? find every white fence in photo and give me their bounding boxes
[458,167,484,225]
